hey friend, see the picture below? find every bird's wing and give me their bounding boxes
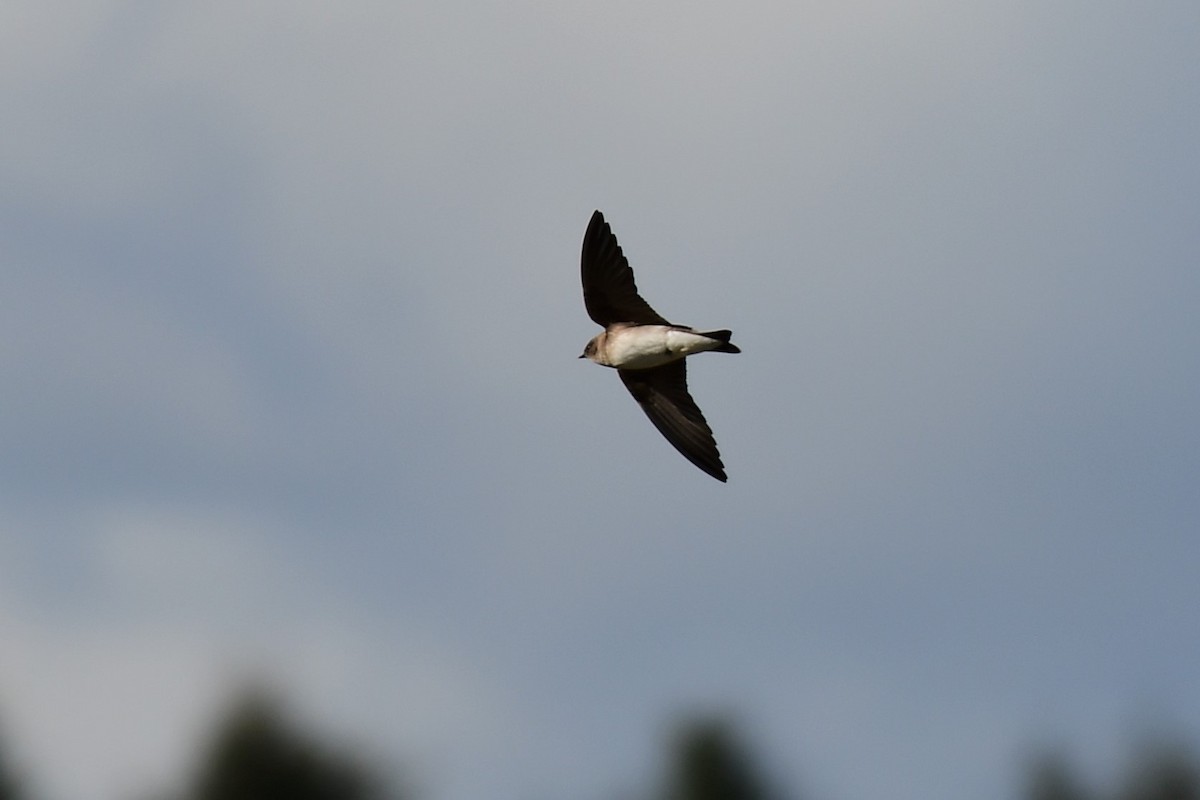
[581,210,671,327]
[619,361,727,482]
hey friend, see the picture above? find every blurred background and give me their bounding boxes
[2,2,1198,799]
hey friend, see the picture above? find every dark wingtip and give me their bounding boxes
[698,458,728,482]
[583,210,608,253]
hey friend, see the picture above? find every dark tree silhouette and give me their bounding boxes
[178,688,399,800]
[0,726,23,800]
[1024,741,1200,800]
[1026,752,1092,800]
[659,718,783,800]
[1115,744,1199,800]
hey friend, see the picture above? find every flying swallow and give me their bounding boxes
[579,210,740,482]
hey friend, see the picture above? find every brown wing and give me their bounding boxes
[618,361,727,482]
[581,210,672,327]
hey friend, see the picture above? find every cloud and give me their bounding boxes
[2,2,1199,799]
[0,500,509,800]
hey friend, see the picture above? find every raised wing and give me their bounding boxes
[619,360,727,482]
[581,210,671,327]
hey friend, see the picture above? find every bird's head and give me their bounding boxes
[579,337,598,361]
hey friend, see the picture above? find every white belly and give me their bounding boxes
[606,326,720,369]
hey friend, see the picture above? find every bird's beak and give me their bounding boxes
[578,353,586,359]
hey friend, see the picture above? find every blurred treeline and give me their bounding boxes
[0,690,1196,800]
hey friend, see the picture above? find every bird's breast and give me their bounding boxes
[603,326,673,368]
[605,326,720,369]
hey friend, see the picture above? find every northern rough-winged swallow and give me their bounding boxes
[579,210,740,482]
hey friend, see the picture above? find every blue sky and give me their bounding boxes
[2,2,1198,799]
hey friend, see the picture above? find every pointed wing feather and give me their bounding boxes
[619,361,727,482]
[581,210,672,326]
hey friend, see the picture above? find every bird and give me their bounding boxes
[578,210,740,482]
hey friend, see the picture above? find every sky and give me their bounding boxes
[2,2,1199,799]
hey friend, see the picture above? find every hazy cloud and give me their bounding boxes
[2,2,1198,799]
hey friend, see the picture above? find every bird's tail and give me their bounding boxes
[698,329,741,354]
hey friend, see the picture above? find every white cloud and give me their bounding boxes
[2,2,1199,799]
[0,501,509,800]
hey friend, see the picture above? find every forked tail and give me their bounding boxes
[699,329,741,354]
